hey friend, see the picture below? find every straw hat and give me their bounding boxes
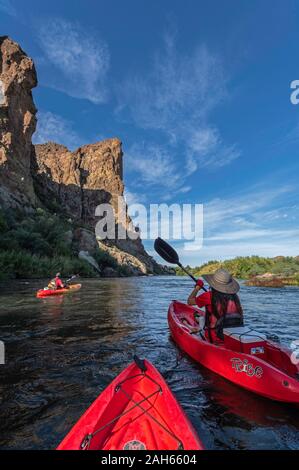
[203,268,240,294]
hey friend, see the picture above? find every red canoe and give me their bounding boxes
[57,357,204,450]
[36,284,82,298]
[168,301,299,404]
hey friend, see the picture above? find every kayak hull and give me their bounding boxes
[168,301,299,404]
[36,284,82,298]
[57,359,204,450]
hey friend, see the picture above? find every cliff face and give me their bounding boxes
[0,36,37,209]
[0,36,163,275]
[33,139,159,274]
[33,139,123,224]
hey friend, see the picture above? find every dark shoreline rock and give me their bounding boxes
[245,273,299,288]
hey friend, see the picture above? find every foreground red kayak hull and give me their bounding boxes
[36,284,82,298]
[57,359,204,450]
[168,301,299,404]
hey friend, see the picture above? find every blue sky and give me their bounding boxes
[1,0,299,265]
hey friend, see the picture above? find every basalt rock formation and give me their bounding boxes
[33,139,160,274]
[0,36,37,209]
[0,36,165,275]
[33,139,123,224]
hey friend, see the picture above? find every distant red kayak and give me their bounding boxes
[36,284,82,298]
[57,357,204,450]
[168,301,299,404]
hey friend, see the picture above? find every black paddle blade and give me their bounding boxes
[154,237,180,265]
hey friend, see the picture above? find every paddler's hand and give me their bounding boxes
[195,279,204,290]
[188,280,203,305]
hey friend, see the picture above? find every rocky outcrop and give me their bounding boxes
[33,139,163,274]
[33,139,123,224]
[0,36,166,276]
[0,36,37,209]
[246,270,299,287]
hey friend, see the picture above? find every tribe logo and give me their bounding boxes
[123,440,146,450]
[231,358,263,378]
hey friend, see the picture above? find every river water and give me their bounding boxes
[0,276,298,450]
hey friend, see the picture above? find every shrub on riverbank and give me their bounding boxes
[0,208,125,280]
[175,255,299,285]
[0,250,96,280]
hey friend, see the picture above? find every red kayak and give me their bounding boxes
[36,284,81,298]
[168,301,299,404]
[57,357,204,450]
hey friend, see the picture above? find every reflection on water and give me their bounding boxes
[0,277,298,450]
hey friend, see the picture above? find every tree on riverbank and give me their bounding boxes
[175,256,299,286]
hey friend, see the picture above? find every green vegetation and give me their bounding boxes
[0,250,95,280]
[175,256,299,286]
[0,207,122,280]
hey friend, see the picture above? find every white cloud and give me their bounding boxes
[36,18,110,104]
[203,184,294,229]
[177,186,192,194]
[126,143,182,189]
[33,111,82,150]
[124,189,147,205]
[188,128,219,155]
[186,127,241,173]
[118,31,239,188]
[0,0,16,16]
[149,182,299,265]
[181,238,299,265]
[206,228,299,242]
[118,34,225,131]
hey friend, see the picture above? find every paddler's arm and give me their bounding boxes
[187,279,204,305]
[187,285,201,305]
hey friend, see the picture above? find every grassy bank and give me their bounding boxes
[0,207,123,280]
[175,256,299,286]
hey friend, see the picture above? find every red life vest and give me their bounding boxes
[195,291,243,342]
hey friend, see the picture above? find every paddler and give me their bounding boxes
[187,268,244,343]
[48,272,67,290]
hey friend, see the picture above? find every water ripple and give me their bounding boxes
[0,277,298,449]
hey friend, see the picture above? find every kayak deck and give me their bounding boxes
[168,301,299,404]
[57,359,203,450]
[36,284,82,298]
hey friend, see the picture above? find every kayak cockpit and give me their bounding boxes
[171,301,299,380]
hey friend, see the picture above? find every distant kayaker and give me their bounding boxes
[48,273,66,290]
[187,268,243,343]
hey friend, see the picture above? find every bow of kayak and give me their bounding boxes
[36,284,82,298]
[168,301,299,404]
[57,358,204,450]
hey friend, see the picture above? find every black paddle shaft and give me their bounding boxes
[65,274,79,284]
[154,237,207,291]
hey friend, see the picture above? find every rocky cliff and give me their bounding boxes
[33,139,123,224]
[0,36,37,209]
[33,139,160,274]
[0,36,165,276]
